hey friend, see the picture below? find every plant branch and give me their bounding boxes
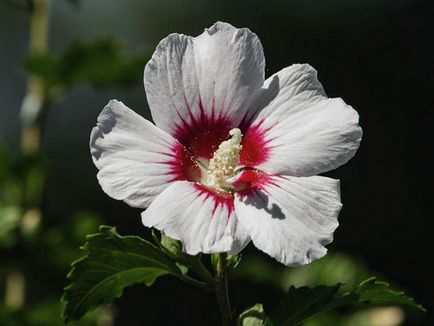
[176,274,213,292]
[215,253,232,326]
[190,255,215,286]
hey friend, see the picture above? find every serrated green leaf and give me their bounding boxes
[270,284,341,325]
[237,304,272,326]
[62,226,183,322]
[354,277,425,311]
[269,277,425,325]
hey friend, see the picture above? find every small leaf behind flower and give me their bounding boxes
[62,226,182,322]
[159,233,190,274]
[160,232,188,262]
[269,277,425,325]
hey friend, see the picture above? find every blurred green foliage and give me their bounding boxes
[0,209,103,325]
[25,39,147,100]
[65,0,80,7]
[1,131,104,324]
[234,252,369,294]
[0,298,98,326]
[0,205,22,247]
[0,144,45,248]
[1,12,149,322]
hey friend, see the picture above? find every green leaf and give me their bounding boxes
[160,232,188,262]
[354,277,425,310]
[62,226,183,322]
[237,304,272,326]
[159,233,190,274]
[270,284,341,325]
[269,277,425,325]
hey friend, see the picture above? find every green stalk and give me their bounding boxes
[176,274,212,292]
[190,254,215,286]
[215,253,232,326]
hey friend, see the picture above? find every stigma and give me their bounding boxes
[204,128,242,190]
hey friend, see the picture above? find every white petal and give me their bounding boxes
[243,64,362,176]
[144,21,265,137]
[90,100,192,208]
[142,181,250,255]
[234,174,342,266]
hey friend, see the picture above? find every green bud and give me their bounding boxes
[237,303,270,326]
[227,254,242,270]
[160,232,188,263]
[211,253,242,270]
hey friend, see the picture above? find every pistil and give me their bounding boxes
[204,128,242,190]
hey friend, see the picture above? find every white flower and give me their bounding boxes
[90,22,362,266]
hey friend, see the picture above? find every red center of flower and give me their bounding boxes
[169,101,272,192]
[232,168,272,195]
[175,116,232,160]
[239,121,271,166]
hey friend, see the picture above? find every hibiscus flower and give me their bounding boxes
[90,22,362,266]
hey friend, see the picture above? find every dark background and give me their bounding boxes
[0,0,433,325]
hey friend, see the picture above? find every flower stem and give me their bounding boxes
[190,255,215,286]
[215,253,232,326]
